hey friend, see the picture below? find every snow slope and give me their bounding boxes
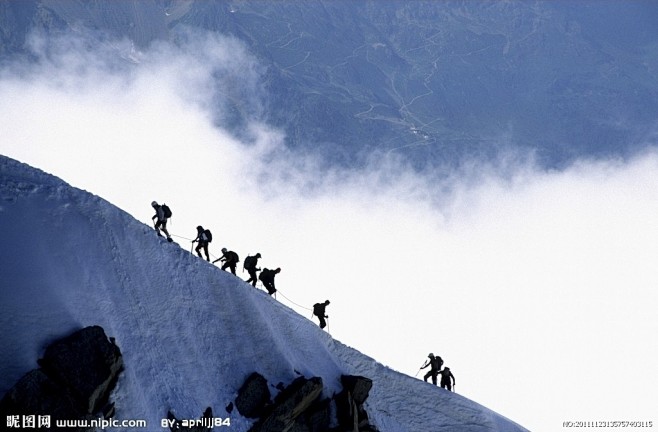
[0,155,528,432]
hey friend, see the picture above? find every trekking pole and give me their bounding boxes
[326,317,330,335]
[414,361,427,377]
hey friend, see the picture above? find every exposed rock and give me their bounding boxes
[335,375,378,432]
[340,376,372,406]
[250,377,324,432]
[293,397,331,432]
[0,326,123,432]
[334,390,354,430]
[101,401,116,419]
[39,325,124,414]
[236,372,271,418]
[0,369,86,427]
[235,373,377,432]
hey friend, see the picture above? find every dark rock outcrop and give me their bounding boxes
[0,369,83,421]
[237,373,378,432]
[39,325,123,414]
[252,377,324,432]
[335,375,374,431]
[294,397,331,432]
[340,376,372,406]
[236,372,271,418]
[0,326,123,432]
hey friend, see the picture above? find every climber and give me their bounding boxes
[192,225,212,261]
[420,353,443,385]
[438,367,456,391]
[312,300,331,329]
[243,253,262,286]
[151,201,172,241]
[259,267,281,295]
[213,248,239,274]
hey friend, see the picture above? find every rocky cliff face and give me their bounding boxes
[232,372,377,432]
[0,326,123,431]
[0,323,376,432]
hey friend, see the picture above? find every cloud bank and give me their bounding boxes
[1,30,657,431]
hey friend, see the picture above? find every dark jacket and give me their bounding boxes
[244,255,260,270]
[422,355,443,372]
[152,205,165,222]
[313,303,328,317]
[259,268,278,284]
[221,251,239,264]
[194,227,209,244]
[439,368,455,384]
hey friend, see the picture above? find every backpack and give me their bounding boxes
[161,204,172,218]
[204,229,212,243]
[229,251,240,263]
[313,303,323,316]
[244,256,256,270]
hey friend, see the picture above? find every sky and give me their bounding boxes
[1,30,657,431]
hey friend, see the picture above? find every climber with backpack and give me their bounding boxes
[438,367,456,392]
[151,201,172,242]
[243,253,262,287]
[312,300,331,329]
[259,267,281,295]
[213,248,240,274]
[192,225,212,261]
[420,353,444,386]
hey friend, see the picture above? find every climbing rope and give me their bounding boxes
[167,231,315,319]
[276,289,313,311]
[170,233,193,242]
[169,232,220,260]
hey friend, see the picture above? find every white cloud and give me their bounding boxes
[1,30,657,431]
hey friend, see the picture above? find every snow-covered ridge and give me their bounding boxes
[0,155,528,431]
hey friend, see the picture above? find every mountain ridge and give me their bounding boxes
[2,1,657,169]
[0,154,528,431]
